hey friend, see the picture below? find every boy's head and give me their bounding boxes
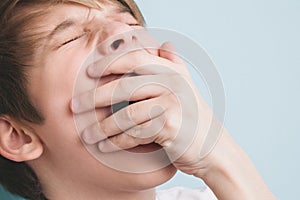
[0,1,176,199]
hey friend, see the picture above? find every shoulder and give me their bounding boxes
[156,186,218,200]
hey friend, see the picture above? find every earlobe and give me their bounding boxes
[0,117,43,162]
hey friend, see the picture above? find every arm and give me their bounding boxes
[196,131,276,200]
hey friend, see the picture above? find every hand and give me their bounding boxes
[72,42,219,176]
[72,42,276,200]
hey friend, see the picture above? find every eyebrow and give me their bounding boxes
[47,7,134,39]
[48,19,78,39]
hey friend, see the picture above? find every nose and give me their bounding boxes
[111,39,125,50]
[97,21,138,55]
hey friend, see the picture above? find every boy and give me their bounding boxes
[0,0,275,199]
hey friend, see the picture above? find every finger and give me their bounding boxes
[71,74,126,114]
[98,132,141,153]
[82,122,107,144]
[125,114,166,139]
[94,74,175,107]
[71,74,177,113]
[71,89,95,114]
[98,74,125,86]
[87,49,146,78]
[159,42,184,64]
[136,28,160,56]
[87,50,177,78]
[98,114,166,152]
[80,97,167,145]
[158,42,193,78]
[97,97,166,139]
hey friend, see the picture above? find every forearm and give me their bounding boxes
[196,132,276,200]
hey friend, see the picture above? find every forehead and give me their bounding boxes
[26,2,128,32]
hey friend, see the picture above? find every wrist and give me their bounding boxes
[195,131,275,200]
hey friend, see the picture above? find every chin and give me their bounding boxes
[122,164,177,191]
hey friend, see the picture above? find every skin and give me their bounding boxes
[0,3,275,200]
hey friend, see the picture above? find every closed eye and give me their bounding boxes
[60,33,86,47]
[128,23,140,26]
[59,23,140,48]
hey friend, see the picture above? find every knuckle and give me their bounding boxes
[116,79,128,96]
[99,120,109,135]
[165,92,179,106]
[150,117,164,135]
[164,115,180,134]
[154,118,177,146]
[109,136,121,148]
[126,127,141,138]
[156,118,166,133]
[169,74,186,90]
[122,134,139,147]
[125,104,138,123]
[140,121,151,129]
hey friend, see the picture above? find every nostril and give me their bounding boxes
[111,39,124,50]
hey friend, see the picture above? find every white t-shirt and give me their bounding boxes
[156,186,217,200]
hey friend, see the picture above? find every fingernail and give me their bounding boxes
[87,65,93,76]
[98,141,109,152]
[87,64,96,77]
[71,98,80,113]
[98,140,118,153]
[82,129,94,145]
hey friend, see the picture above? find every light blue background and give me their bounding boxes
[1,0,299,199]
[135,0,300,199]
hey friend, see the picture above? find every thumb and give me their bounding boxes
[159,42,184,64]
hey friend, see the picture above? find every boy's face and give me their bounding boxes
[26,3,176,191]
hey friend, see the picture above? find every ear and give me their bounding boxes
[0,116,43,162]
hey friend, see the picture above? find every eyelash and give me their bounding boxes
[60,33,87,47]
[60,24,141,47]
[128,23,140,26]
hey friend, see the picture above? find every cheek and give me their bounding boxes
[28,50,88,147]
[30,53,78,111]
[28,48,113,159]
